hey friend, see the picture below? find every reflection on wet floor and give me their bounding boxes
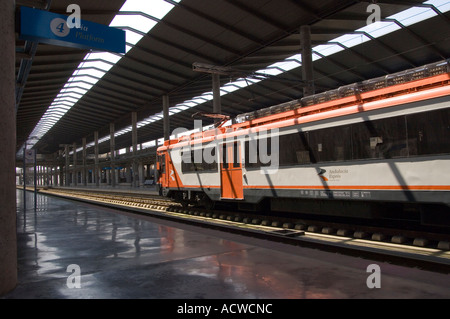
[5,189,450,299]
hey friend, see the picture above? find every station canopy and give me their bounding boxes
[15,0,450,156]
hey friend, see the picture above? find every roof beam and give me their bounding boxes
[164,0,264,45]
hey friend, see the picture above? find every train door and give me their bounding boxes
[157,153,167,187]
[220,142,244,200]
[162,154,168,187]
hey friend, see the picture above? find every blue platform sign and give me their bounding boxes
[19,6,125,53]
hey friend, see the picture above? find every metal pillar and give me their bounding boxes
[300,25,315,97]
[212,74,221,114]
[125,148,131,183]
[163,95,170,141]
[23,145,27,213]
[212,74,222,125]
[94,131,99,187]
[59,150,64,186]
[132,112,138,187]
[138,162,144,186]
[53,153,58,186]
[82,137,87,186]
[72,142,77,186]
[33,150,37,211]
[110,123,116,187]
[65,145,70,186]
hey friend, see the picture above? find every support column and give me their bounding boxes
[132,111,138,187]
[53,153,58,186]
[163,95,170,141]
[82,137,87,186]
[212,73,221,115]
[300,25,315,97]
[58,150,63,186]
[0,0,17,295]
[110,123,116,187]
[94,131,99,187]
[125,148,131,183]
[65,145,70,186]
[138,162,144,187]
[72,143,77,186]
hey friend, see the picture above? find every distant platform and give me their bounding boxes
[19,184,160,196]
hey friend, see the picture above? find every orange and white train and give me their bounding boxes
[157,60,450,227]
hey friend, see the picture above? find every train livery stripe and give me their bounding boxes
[242,185,450,191]
[182,185,220,189]
[178,185,450,191]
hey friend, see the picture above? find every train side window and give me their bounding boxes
[244,136,274,168]
[407,108,450,156]
[352,116,407,160]
[181,146,218,173]
[278,132,314,165]
[202,146,217,171]
[222,144,229,169]
[245,140,259,168]
[161,154,166,174]
[181,150,194,173]
[310,126,352,162]
[233,142,240,168]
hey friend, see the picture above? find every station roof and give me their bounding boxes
[15,0,450,157]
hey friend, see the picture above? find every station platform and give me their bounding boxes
[48,184,160,196]
[4,189,450,299]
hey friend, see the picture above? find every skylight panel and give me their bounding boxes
[313,43,345,58]
[65,81,94,91]
[123,29,145,46]
[390,6,437,27]
[332,33,370,50]
[359,20,401,39]
[53,97,79,104]
[119,0,176,19]
[69,75,101,85]
[86,52,122,64]
[111,15,157,34]
[62,87,88,95]
[79,60,114,72]
[264,57,302,74]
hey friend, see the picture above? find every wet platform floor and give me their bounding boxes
[4,189,450,299]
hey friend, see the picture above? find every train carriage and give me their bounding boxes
[156,60,450,227]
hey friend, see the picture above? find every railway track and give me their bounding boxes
[33,187,450,273]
